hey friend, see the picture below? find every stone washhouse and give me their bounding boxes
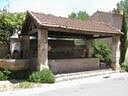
[16,11,123,74]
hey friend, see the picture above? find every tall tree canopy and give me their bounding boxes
[120,12,127,63]
[113,0,128,63]
[0,11,25,45]
[68,11,89,20]
[113,0,128,14]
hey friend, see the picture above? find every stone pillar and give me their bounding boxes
[112,36,121,71]
[37,28,49,70]
[22,35,30,58]
[86,40,93,58]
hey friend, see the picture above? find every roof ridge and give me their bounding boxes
[26,11,122,35]
[29,11,88,24]
[28,11,42,25]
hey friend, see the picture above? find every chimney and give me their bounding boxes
[112,9,123,15]
[119,10,123,15]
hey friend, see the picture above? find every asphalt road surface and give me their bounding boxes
[1,72,128,96]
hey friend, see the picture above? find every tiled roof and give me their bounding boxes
[90,11,123,30]
[28,11,122,35]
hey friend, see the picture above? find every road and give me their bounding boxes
[0,72,128,96]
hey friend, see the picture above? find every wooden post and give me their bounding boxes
[112,35,121,71]
[37,28,49,70]
[22,35,30,58]
[86,40,93,58]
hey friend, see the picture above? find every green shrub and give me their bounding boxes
[0,71,6,80]
[0,69,11,80]
[10,70,32,80]
[29,69,55,83]
[0,69,55,83]
[93,41,112,66]
[0,69,32,80]
[121,62,128,72]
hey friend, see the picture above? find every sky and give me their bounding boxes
[0,0,121,17]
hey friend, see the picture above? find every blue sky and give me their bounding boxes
[0,0,121,17]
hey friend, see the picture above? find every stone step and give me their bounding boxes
[55,69,118,82]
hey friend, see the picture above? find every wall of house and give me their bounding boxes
[49,58,99,74]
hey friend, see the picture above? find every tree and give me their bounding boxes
[120,12,127,63]
[68,11,89,20]
[113,0,128,63]
[0,11,25,45]
[113,0,128,14]
[0,0,25,46]
[68,12,77,19]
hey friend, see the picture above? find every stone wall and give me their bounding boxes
[0,58,99,72]
[0,59,30,70]
[49,58,99,74]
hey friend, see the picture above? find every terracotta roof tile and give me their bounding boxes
[28,11,122,35]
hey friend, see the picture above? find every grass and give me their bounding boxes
[16,81,41,89]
